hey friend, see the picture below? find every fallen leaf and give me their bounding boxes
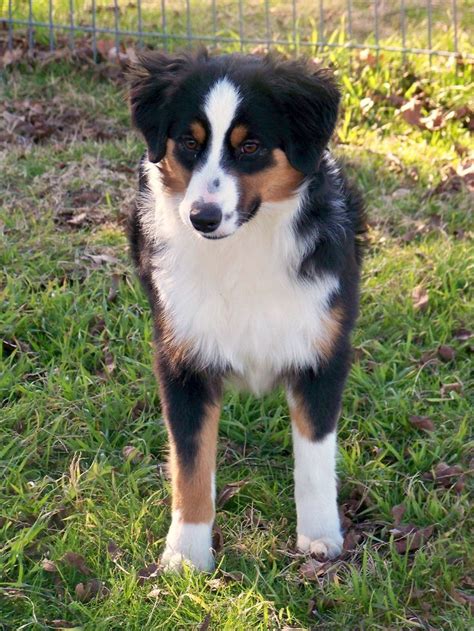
[420,108,446,131]
[391,187,411,199]
[400,98,424,128]
[220,570,245,583]
[41,558,58,573]
[107,273,121,303]
[212,525,224,553]
[358,48,377,67]
[450,588,474,611]
[423,462,465,492]
[122,445,143,464]
[137,562,160,585]
[146,587,163,598]
[83,253,120,266]
[107,540,124,561]
[409,415,435,432]
[299,557,327,580]
[390,524,434,553]
[74,579,109,602]
[198,614,211,631]
[62,552,92,575]
[66,212,88,227]
[438,345,455,362]
[103,347,115,375]
[216,480,247,508]
[412,285,429,311]
[441,382,462,396]
[69,188,102,207]
[391,503,406,526]
[342,529,361,551]
[47,621,81,630]
[452,327,472,341]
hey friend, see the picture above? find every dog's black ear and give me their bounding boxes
[129,50,207,163]
[269,58,341,175]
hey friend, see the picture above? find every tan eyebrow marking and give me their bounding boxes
[190,121,206,144]
[230,124,248,148]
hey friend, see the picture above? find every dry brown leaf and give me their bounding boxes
[450,588,474,611]
[412,285,429,311]
[299,557,327,580]
[107,273,121,303]
[437,345,456,362]
[137,562,160,585]
[107,540,124,561]
[441,382,463,397]
[74,579,109,602]
[198,614,211,631]
[41,558,58,573]
[423,462,465,492]
[391,503,406,526]
[67,212,88,227]
[390,524,434,553]
[220,570,245,583]
[61,551,92,575]
[212,525,224,553]
[122,445,143,464]
[216,480,247,508]
[47,621,80,630]
[342,529,361,551]
[409,415,435,432]
[452,327,472,341]
[400,98,424,128]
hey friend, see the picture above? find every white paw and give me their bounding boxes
[160,545,214,573]
[160,513,214,572]
[297,533,343,559]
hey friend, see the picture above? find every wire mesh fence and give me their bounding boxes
[1,0,473,61]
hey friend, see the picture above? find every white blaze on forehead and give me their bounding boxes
[203,78,241,165]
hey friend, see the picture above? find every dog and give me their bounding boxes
[128,50,365,571]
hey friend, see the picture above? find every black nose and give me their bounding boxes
[190,202,222,233]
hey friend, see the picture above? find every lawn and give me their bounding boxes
[0,44,473,630]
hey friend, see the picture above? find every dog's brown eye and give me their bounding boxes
[183,137,199,151]
[241,140,260,155]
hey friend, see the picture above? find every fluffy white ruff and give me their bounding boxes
[140,160,338,395]
[161,511,214,572]
[292,427,343,559]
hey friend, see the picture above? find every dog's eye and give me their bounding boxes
[240,140,260,155]
[183,137,199,152]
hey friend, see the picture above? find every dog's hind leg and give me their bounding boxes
[156,358,222,572]
[287,348,351,559]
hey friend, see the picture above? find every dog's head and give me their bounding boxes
[130,50,340,239]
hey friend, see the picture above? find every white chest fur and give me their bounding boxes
[141,163,339,395]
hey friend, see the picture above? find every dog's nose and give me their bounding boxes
[190,202,222,233]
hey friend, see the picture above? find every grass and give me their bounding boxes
[4,0,474,57]
[1,44,473,629]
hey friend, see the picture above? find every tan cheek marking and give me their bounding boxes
[190,121,206,145]
[159,139,191,193]
[315,305,344,363]
[230,124,248,148]
[239,149,304,207]
[168,404,220,523]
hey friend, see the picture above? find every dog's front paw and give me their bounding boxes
[160,517,214,572]
[297,532,343,559]
[161,545,214,572]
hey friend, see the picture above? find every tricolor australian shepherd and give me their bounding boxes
[128,50,365,571]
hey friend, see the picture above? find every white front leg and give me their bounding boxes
[292,426,343,559]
